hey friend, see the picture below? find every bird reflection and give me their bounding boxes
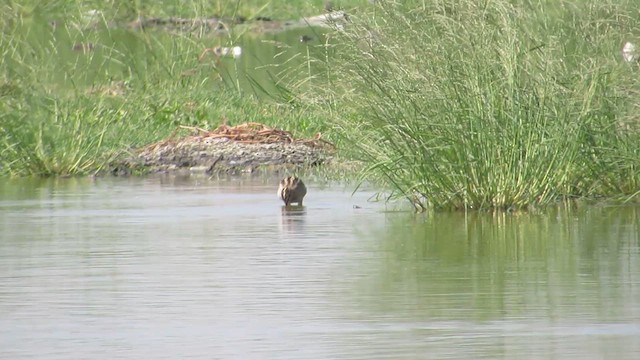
[279,206,307,235]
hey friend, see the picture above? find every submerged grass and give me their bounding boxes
[319,0,640,210]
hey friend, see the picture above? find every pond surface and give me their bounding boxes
[0,176,639,359]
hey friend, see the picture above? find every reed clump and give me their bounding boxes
[329,0,640,211]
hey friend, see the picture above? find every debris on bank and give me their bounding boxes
[114,122,336,175]
[66,10,349,37]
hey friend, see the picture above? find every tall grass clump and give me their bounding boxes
[2,97,120,176]
[330,0,640,211]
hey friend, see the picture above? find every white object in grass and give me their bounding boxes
[622,42,637,63]
[214,46,242,59]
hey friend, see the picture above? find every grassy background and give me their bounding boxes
[1,0,355,176]
[1,0,365,22]
[2,0,640,210]
[316,0,640,210]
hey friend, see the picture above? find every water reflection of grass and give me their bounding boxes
[356,207,640,320]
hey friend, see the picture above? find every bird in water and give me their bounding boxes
[278,176,307,206]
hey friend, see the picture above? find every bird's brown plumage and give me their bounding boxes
[277,176,307,206]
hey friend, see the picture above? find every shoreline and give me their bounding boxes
[107,137,353,177]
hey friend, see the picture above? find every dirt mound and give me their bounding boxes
[117,123,336,175]
[144,122,335,150]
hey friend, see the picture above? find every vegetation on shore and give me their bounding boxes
[1,0,343,176]
[321,0,640,210]
[1,0,640,210]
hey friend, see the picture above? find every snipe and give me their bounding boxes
[277,176,307,206]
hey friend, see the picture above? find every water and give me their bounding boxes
[16,13,332,96]
[0,176,639,359]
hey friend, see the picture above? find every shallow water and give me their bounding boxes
[0,176,639,359]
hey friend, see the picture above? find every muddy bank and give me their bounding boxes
[110,123,335,176]
[53,10,348,37]
[115,138,333,175]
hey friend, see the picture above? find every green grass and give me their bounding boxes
[0,0,349,176]
[315,0,640,210]
[2,0,366,23]
[0,80,331,176]
[2,0,640,211]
